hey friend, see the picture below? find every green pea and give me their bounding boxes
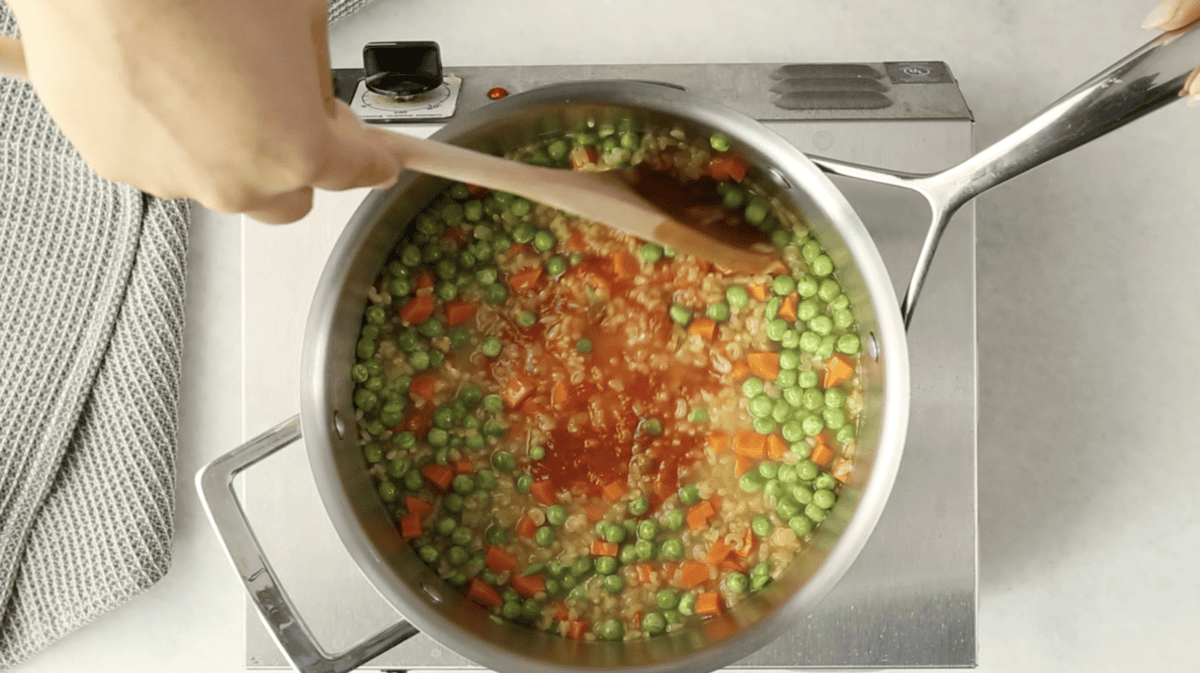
[796,458,819,480]
[516,474,533,494]
[805,503,828,523]
[766,317,790,342]
[801,414,825,437]
[576,338,593,354]
[512,222,535,244]
[837,333,861,354]
[748,394,774,418]
[814,473,837,491]
[570,557,593,577]
[823,388,846,410]
[492,450,516,471]
[451,525,472,547]
[520,598,543,620]
[830,293,850,309]
[758,461,779,479]
[601,574,625,594]
[640,243,664,264]
[532,230,556,252]
[363,442,383,463]
[480,336,502,358]
[356,338,376,360]
[689,407,708,423]
[544,578,562,597]
[748,515,773,537]
[702,300,731,323]
[546,139,570,161]
[634,539,655,561]
[642,612,667,636]
[421,242,443,264]
[508,198,532,218]
[725,572,749,594]
[544,504,567,527]
[669,304,692,325]
[752,417,777,434]
[813,489,837,510]
[815,334,837,359]
[771,398,794,424]
[637,520,659,541]
[833,308,855,330]
[354,389,378,411]
[603,522,627,544]
[408,349,431,371]
[837,424,857,443]
[798,331,821,354]
[393,431,417,449]
[484,282,507,305]
[445,546,468,567]
[663,509,685,530]
[403,469,424,491]
[740,470,766,492]
[351,364,371,384]
[465,434,485,450]
[796,274,818,297]
[545,255,567,277]
[661,539,684,561]
[773,274,796,296]
[600,618,624,641]
[808,315,833,336]
[486,526,510,545]
[535,525,555,546]
[742,377,765,398]
[452,474,476,495]
[817,279,841,303]
[677,593,696,615]
[619,544,637,564]
[427,428,448,447]
[434,516,457,538]
[678,484,701,505]
[626,496,649,517]
[620,131,641,150]
[744,197,769,225]
[765,296,781,320]
[796,298,820,323]
[363,419,385,436]
[726,285,749,308]
[777,496,802,519]
[770,228,792,248]
[449,183,471,200]
[723,187,746,210]
[443,493,464,513]
[417,545,439,564]
[642,418,663,435]
[400,244,422,267]
[501,599,522,620]
[810,254,833,277]
[377,480,398,502]
[386,457,411,479]
[483,394,503,412]
[482,419,505,438]
[789,515,814,536]
[656,589,680,611]
[463,200,483,222]
[709,132,732,152]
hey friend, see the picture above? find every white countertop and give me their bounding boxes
[14,0,1199,671]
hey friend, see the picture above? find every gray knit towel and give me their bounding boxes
[0,0,371,667]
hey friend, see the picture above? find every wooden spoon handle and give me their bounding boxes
[0,36,28,81]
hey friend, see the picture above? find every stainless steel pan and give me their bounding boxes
[198,22,1199,673]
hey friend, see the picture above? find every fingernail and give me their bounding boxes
[1142,0,1175,29]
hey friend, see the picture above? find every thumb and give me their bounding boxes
[310,100,403,192]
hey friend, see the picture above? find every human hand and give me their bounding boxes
[6,0,401,223]
[1143,0,1200,104]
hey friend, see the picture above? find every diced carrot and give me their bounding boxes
[730,360,751,380]
[486,545,519,573]
[707,431,730,454]
[679,561,709,589]
[467,578,502,608]
[735,455,755,476]
[510,573,546,599]
[420,463,454,493]
[414,268,435,290]
[399,295,435,325]
[732,430,766,458]
[602,479,628,503]
[570,145,600,169]
[703,613,737,640]
[766,434,788,460]
[708,494,721,514]
[508,267,542,293]
[686,500,716,531]
[405,496,433,520]
[718,556,747,573]
[516,515,537,539]
[445,299,479,326]
[501,373,535,409]
[653,463,678,502]
[565,619,590,639]
[444,226,468,246]
[585,502,610,522]
[707,154,749,182]
[399,512,423,539]
[694,592,723,616]
[747,283,769,300]
[824,353,854,389]
[613,250,639,279]
[706,539,732,566]
[401,406,434,435]
[453,458,474,475]
[683,319,715,342]
[530,480,558,506]
[747,352,779,379]
[635,563,654,584]
[409,374,439,401]
[632,610,643,627]
[552,380,570,407]
[811,443,835,468]
[592,540,619,557]
[466,183,490,198]
[553,601,570,622]
[832,457,853,483]
[778,293,799,321]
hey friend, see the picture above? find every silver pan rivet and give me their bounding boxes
[868,332,880,361]
[332,410,346,440]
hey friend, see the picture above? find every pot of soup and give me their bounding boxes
[197,22,1198,673]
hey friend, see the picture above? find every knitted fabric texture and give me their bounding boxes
[0,0,371,667]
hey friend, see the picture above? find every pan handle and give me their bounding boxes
[196,416,419,673]
[813,21,1200,326]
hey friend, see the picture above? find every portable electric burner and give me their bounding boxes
[238,45,977,670]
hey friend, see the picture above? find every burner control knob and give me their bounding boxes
[362,41,443,100]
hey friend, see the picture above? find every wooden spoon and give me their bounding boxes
[0,35,776,271]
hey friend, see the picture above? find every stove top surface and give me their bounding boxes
[239,62,977,669]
